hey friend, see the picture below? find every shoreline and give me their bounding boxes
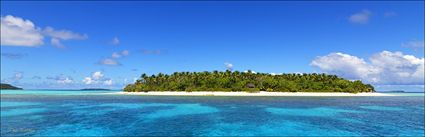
[108,91,396,96]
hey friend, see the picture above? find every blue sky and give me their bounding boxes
[1,1,424,91]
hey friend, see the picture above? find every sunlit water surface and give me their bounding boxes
[1,90,424,136]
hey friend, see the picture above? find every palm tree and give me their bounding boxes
[124,70,374,93]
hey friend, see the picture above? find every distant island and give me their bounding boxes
[81,88,110,91]
[124,71,375,93]
[379,90,405,93]
[0,83,23,90]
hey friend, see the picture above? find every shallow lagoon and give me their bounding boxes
[1,90,424,136]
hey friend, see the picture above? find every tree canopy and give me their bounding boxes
[124,70,374,93]
[0,83,23,90]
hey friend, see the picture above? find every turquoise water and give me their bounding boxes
[1,90,424,136]
[0,89,115,95]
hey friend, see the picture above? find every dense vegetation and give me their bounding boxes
[0,83,23,90]
[124,71,375,93]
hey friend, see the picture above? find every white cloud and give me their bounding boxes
[57,77,73,84]
[92,71,104,80]
[103,79,113,85]
[121,50,129,56]
[111,50,129,59]
[111,52,121,58]
[402,40,424,51]
[269,73,282,76]
[375,85,424,92]
[43,27,87,48]
[224,62,233,71]
[99,58,121,66]
[100,50,129,66]
[43,27,87,40]
[1,52,27,59]
[311,52,378,80]
[50,38,64,48]
[1,72,24,84]
[244,70,257,74]
[311,51,424,85]
[82,71,112,85]
[0,15,44,46]
[83,77,95,85]
[369,51,424,84]
[111,37,120,45]
[14,72,23,80]
[0,15,87,48]
[46,74,74,84]
[349,10,371,24]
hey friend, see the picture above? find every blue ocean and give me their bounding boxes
[1,90,424,136]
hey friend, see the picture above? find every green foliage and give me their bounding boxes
[246,88,261,93]
[123,71,375,93]
[0,83,23,90]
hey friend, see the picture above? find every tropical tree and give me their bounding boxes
[124,71,375,93]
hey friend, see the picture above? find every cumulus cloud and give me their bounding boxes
[311,51,424,85]
[224,62,233,71]
[0,15,87,47]
[103,79,113,85]
[110,37,120,45]
[1,52,27,59]
[244,70,257,74]
[311,52,378,80]
[83,77,95,85]
[269,73,282,76]
[92,71,104,80]
[0,15,44,46]
[82,71,113,85]
[349,10,372,24]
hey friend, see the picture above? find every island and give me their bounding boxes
[379,90,405,93]
[124,71,375,93]
[0,83,23,90]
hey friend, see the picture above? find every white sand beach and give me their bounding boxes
[109,91,395,96]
